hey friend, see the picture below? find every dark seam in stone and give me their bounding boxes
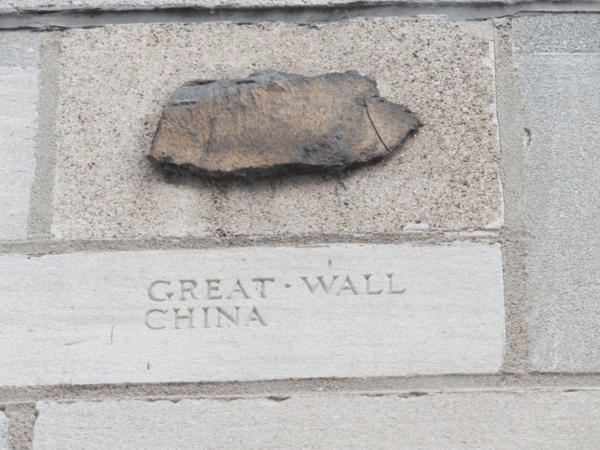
[2,3,600,31]
[364,96,390,154]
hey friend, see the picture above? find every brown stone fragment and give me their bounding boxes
[149,70,419,179]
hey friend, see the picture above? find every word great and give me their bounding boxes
[147,274,405,301]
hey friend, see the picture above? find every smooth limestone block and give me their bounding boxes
[0,242,504,386]
[511,15,600,372]
[0,32,40,240]
[52,19,502,240]
[0,412,7,450]
[33,390,600,450]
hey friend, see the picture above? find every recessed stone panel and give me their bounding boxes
[0,242,504,387]
[52,19,501,239]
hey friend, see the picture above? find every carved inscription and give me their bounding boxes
[145,274,405,330]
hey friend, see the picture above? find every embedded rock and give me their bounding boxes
[149,70,419,179]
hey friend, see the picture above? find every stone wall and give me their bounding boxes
[1,2,600,448]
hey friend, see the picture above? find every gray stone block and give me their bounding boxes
[512,14,600,54]
[0,32,41,67]
[0,31,41,240]
[33,390,600,449]
[510,15,600,371]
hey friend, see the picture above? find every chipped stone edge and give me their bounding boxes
[0,230,511,257]
[460,19,506,233]
[27,32,61,240]
[0,409,7,450]
[493,17,531,373]
[5,375,600,405]
[1,403,36,450]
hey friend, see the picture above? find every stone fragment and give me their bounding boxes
[149,70,419,179]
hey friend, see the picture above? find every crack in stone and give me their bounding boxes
[364,96,390,154]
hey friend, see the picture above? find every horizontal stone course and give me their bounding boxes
[33,390,600,449]
[1,0,595,15]
[0,242,504,387]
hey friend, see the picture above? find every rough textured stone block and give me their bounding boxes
[33,390,600,449]
[0,242,503,387]
[0,32,40,240]
[53,19,501,239]
[510,15,600,371]
[150,70,418,179]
